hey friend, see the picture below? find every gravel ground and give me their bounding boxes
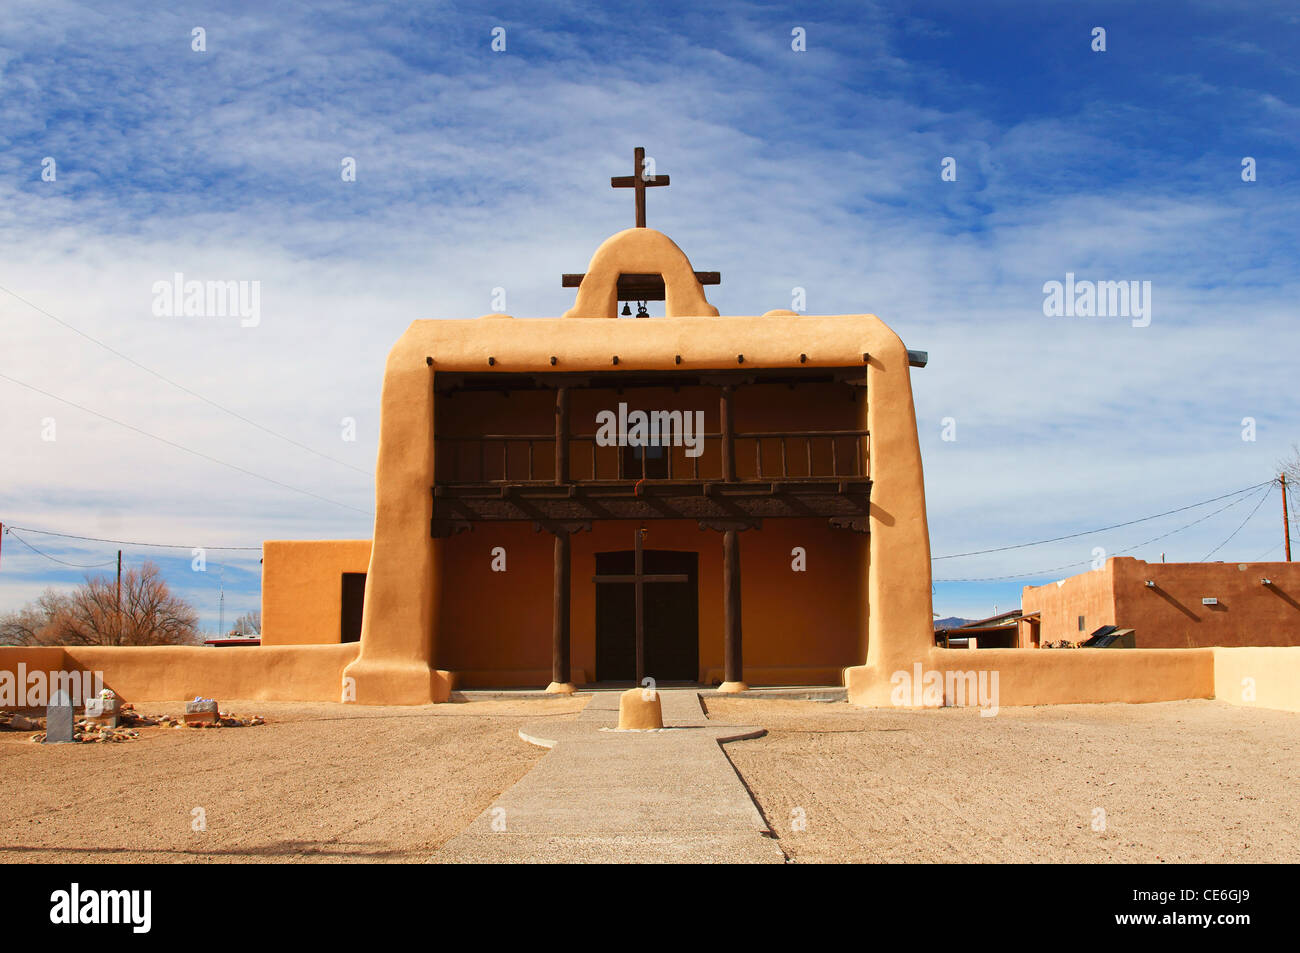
[0,697,587,863]
[705,697,1300,864]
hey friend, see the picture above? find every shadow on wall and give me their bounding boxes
[1265,584,1300,612]
[1152,586,1199,621]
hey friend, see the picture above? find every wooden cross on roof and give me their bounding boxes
[611,146,669,228]
[561,146,721,306]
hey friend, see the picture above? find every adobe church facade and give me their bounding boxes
[316,216,938,704]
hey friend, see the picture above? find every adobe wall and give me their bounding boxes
[0,643,359,705]
[1021,564,1117,644]
[1212,647,1300,712]
[928,646,1214,706]
[436,517,865,688]
[1111,557,1300,648]
[261,540,372,646]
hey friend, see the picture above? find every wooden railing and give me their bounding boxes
[435,430,870,485]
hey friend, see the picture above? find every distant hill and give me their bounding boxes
[933,616,975,630]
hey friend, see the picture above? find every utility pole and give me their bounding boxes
[116,550,122,644]
[1283,473,1293,562]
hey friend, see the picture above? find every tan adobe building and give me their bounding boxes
[1020,557,1300,649]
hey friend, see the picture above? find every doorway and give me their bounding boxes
[594,550,698,682]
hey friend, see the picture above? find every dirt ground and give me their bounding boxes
[706,697,1300,863]
[0,697,586,863]
[4,694,1296,864]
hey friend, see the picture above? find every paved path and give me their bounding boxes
[435,690,785,863]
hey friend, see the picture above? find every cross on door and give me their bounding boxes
[592,527,688,684]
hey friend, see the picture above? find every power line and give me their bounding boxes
[1249,542,1281,561]
[0,280,371,475]
[3,529,119,569]
[931,480,1272,561]
[2,524,261,552]
[0,370,372,516]
[934,489,1260,583]
[1200,484,1273,561]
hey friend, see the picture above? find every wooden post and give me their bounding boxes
[1283,473,1292,562]
[720,385,735,482]
[721,528,745,692]
[555,386,570,485]
[547,528,575,695]
[634,528,646,684]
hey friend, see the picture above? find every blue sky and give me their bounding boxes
[1,0,1297,630]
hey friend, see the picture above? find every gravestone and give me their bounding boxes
[44,702,75,744]
[85,695,121,728]
[185,698,220,726]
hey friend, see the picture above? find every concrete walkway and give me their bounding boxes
[435,690,785,863]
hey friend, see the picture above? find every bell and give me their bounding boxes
[621,302,632,316]
[636,301,649,319]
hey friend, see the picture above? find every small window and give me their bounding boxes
[1077,615,1086,632]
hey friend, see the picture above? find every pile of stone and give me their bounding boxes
[70,721,140,743]
[0,710,42,732]
[121,703,266,730]
[12,702,266,743]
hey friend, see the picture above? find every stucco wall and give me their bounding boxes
[1112,557,1300,648]
[0,643,359,705]
[1021,563,1117,644]
[928,646,1214,706]
[1023,557,1300,648]
[262,540,372,646]
[436,518,864,688]
[1212,646,1300,712]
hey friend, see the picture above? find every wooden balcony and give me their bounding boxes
[431,429,871,535]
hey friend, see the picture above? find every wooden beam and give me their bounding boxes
[561,271,721,303]
[561,272,721,288]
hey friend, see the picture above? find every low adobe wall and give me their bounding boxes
[928,646,1215,706]
[1212,646,1300,713]
[847,646,1215,708]
[0,643,360,705]
[850,644,1300,713]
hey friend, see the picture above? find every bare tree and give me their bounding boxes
[0,561,200,646]
[1281,444,1300,487]
[0,589,72,645]
[230,610,261,636]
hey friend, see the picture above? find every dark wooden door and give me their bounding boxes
[341,572,366,643]
[595,550,698,682]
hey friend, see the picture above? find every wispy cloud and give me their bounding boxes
[1,0,1297,624]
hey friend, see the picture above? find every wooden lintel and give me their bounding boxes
[698,519,761,533]
[532,520,592,536]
